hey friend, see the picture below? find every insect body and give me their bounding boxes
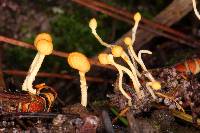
[174,58,200,75]
[0,83,57,113]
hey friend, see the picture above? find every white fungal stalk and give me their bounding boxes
[108,54,143,99]
[79,72,88,107]
[120,52,141,88]
[118,69,132,106]
[22,53,40,91]
[192,0,200,20]
[27,53,45,94]
[138,50,155,81]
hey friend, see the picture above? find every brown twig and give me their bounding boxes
[72,0,200,48]
[0,35,115,70]
[3,70,113,83]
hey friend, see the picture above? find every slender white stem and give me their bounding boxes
[129,46,147,70]
[131,21,139,45]
[27,53,45,94]
[192,0,200,20]
[109,55,143,99]
[117,67,132,101]
[79,71,88,107]
[92,30,112,48]
[138,50,155,81]
[146,82,157,99]
[22,53,40,91]
[128,49,138,69]
[121,52,141,88]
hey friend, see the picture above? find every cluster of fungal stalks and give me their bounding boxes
[89,12,161,105]
[22,33,53,94]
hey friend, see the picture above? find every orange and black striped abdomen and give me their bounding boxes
[175,59,200,75]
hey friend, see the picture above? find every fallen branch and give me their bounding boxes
[3,70,112,83]
[0,35,115,70]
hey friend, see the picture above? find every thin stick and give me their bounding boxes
[3,70,112,83]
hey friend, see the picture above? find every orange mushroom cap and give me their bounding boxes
[89,18,97,30]
[111,45,124,57]
[34,33,52,47]
[133,12,141,22]
[124,37,132,46]
[150,81,161,90]
[98,53,110,65]
[35,39,53,55]
[68,52,91,73]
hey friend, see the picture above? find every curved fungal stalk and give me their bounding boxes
[146,82,157,99]
[98,53,143,99]
[22,33,53,94]
[118,68,132,106]
[67,52,91,107]
[192,0,200,20]
[111,45,141,88]
[124,38,161,90]
[124,37,147,70]
[89,18,112,48]
[138,50,155,81]
[89,18,141,78]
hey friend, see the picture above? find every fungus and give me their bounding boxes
[124,38,159,81]
[132,12,141,44]
[192,0,200,20]
[89,18,141,84]
[67,52,91,107]
[146,81,162,100]
[124,37,161,93]
[89,18,111,48]
[22,33,53,94]
[98,53,143,100]
[111,45,141,87]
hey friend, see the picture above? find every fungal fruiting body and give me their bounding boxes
[89,18,143,100]
[111,45,141,88]
[22,33,53,94]
[89,18,111,48]
[90,12,161,101]
[98,53,143,101]
[67,52,91,107]
[192,0,200,20]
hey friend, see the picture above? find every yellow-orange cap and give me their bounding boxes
[111,45,123,57]
[134,12,141,22]
[124,37,132,46]
[36,40,53,55]
[34,33,52,47]
[89,18,97,30]
[150,81,161,90]
[98,53,110,65]
[68,52,91,73]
